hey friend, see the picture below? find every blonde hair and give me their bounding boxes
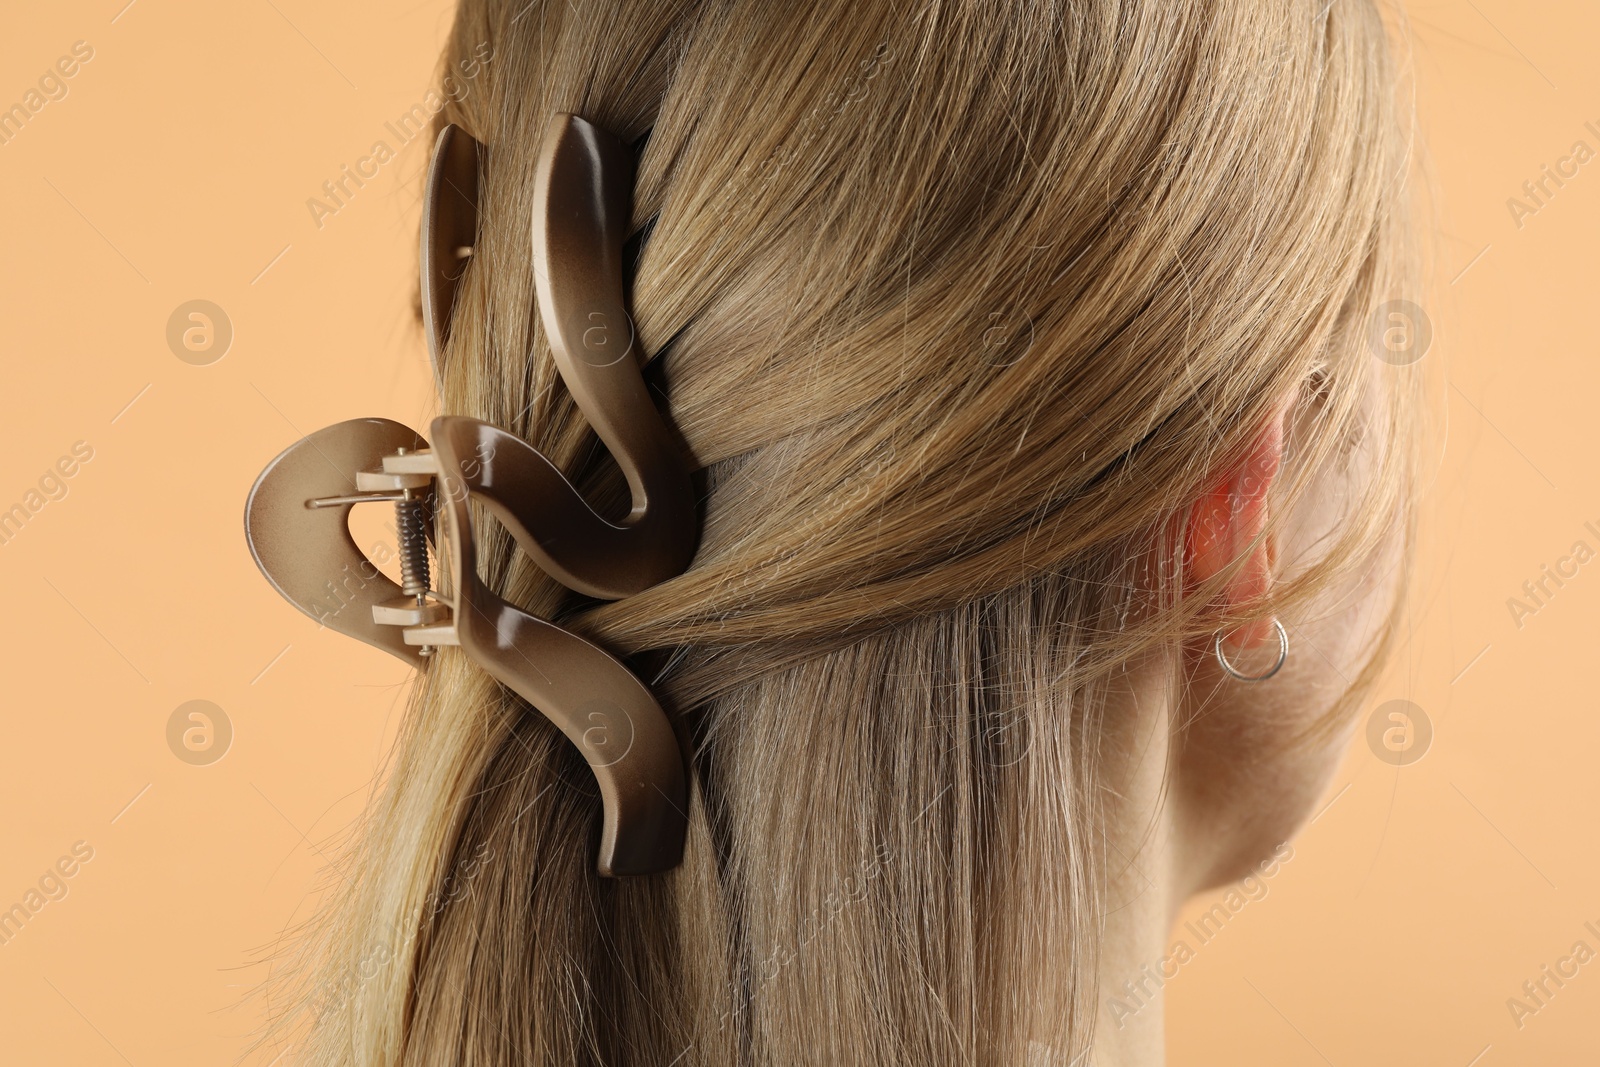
[267,1,1417,1062]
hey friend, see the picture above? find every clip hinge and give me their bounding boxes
[309,445,459,657]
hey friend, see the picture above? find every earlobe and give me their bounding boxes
[1184,394,1294,649]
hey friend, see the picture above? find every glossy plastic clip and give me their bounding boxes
[244,114,698,876]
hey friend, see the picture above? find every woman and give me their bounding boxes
[271,1,1417,1062]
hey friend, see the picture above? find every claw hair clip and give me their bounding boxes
[244,114,699,876]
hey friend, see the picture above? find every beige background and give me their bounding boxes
[0,1,1592,1063]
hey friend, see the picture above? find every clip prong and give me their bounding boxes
[305,492,410,508]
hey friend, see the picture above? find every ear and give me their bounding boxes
[1185,393,1295,649]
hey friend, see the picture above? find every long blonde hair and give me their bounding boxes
[269,1,1417,1062]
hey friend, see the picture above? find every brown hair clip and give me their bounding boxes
[244,114,699,877]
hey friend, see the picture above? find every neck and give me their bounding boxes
[1086,649,1186,1067]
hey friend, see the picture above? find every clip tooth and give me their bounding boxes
[371,596,448,627]
[402,620,460,647]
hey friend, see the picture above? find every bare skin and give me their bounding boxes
[1089,370,1405,1066]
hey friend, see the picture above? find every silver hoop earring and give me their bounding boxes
[1214,618,1289,682]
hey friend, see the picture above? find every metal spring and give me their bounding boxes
[396,496,431,599]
